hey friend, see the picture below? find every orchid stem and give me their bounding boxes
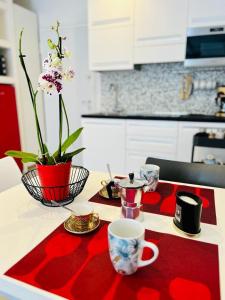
[58,94,63,159]
[61,97,70,139]
[19,30,45,161]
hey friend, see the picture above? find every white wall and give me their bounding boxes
[14,0,91,164]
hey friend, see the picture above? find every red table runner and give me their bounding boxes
[89,182,216,225]
[5,220,220,300]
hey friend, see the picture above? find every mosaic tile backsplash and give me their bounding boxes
[100,62,225,115]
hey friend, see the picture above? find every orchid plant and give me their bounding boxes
[6,21,85,165]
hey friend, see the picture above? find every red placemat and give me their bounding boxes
[5,220,220,300]
[89,182,216,225]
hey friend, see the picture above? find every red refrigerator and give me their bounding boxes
[0,84,22,171]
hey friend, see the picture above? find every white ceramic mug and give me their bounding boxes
[108,219,159,275]
[140,164,160,192]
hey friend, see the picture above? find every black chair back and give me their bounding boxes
[145,157,225,188]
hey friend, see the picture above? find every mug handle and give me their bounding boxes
[138,240,159,268]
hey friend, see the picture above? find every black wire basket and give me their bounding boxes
[21,166,89,207]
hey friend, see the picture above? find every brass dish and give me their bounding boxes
[64,214,100,234]
[99,187,120,199]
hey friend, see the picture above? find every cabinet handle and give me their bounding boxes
[137,34,182,42]
[92,61,130,67]
[83,122,124,126]
[92,17,130,26]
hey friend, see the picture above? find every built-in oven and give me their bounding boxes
[185,26,225,67]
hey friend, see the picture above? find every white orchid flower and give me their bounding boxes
[63,68,75,80]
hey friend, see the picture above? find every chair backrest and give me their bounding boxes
[0,157,21,192]
[145,157,225,188]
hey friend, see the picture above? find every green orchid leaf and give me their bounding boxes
[21,157,38,163]
[53,127,84,158]
[47,38,56,49]
[62,147,85,161]
[5,150,38,160]
[41,144,55,164]
[43,144,50,159]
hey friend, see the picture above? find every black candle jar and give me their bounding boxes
[173,191,202,235]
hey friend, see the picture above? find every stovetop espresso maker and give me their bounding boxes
[215,86,225,117]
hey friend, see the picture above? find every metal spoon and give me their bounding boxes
[106,163,113,181]
[51,200,76,214]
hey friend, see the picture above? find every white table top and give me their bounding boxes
[0,171,225,299]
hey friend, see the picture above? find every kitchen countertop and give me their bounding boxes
[82,113,225,122]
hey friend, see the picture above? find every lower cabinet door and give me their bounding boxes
[125,151,147,176]
[126,151,177,176]
[0,84,22,170]
[82,118,126,174]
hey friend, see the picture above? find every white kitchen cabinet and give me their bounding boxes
[188,0,225,27]
[89,25,133,71]
[82,118,225,175]
[125,120,179,174]
[126,151,148,176]
[88,0,134,71]
[134,0,188,64]
[81,118,126,174]
[89,0,133,26]
[177,123,200,162]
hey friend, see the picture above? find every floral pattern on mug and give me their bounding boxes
[140,166,160,192]
[108,234,140,275]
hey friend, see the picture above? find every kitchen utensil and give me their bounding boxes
[203,154,223,165]
[118,173,146,220]
[174,191,202,235]
[100,179,119,199]
[69,203,98,230]
[51,200,76,214]
[140,164,160,192]
[105,164,118,198]
[179,74,193,100]
[106,163,113,181]
[215,86,225,117]
[64,214,100,234]
[99,183,120,199]
[108,218,159,275]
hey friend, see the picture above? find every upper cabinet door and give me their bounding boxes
[189,0,225,27]
[134,0,188,64]
[89,0,133,26]
[88,0,134,70]
[89,25,133,71]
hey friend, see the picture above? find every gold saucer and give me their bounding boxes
[64,215,100,234]
[99,188,120,199]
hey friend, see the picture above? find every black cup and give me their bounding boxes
[173,191,202,235]
[106,180,115,198]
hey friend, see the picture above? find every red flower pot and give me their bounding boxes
[36,161,72,201]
